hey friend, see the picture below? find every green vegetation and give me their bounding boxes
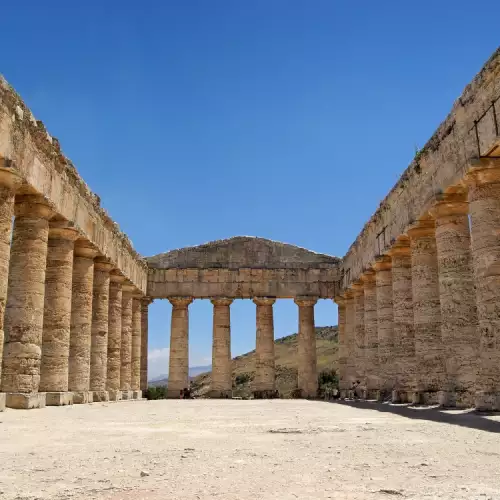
[144,385,168,400]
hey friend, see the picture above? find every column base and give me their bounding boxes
[108,390,122,402]
[391,390,404,403]
[92,390,109,402]
[475,391,500,412]
[73,391,93,404]
[6,392,46,409]
[166,389,183,399]
[252,390,278,399]
[438,390,456,408]
[340,390,347,399]
[132,390,143,400]
[438,390,474,409]
[46,392,73,406]
[121,390,134,400]
[207,389,233,399]
[409,391,439,405]
[0,393,5,411]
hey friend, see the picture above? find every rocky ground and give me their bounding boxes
[1,399,500,499]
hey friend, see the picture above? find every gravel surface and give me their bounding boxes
[1,399,499,499]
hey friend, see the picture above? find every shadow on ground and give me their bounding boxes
[328,399,500,434]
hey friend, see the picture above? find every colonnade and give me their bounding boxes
[336,158,500,411]
[0,167,150,409]
[165,296,319,398]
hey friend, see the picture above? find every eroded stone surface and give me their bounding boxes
[253,297,276,397]
[360,270,378,397]
[106,273,124,392]
[210,298,233,398]
[131,297,142,391]
[120,288,134,391]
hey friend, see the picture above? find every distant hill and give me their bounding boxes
[148,365,212,387]
[190,326,338,398]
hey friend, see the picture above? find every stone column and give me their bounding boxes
[0,165,21,411]
[39,221,79,406]
[351,281,365,397]
[373,255,394,400]
[360,270,378,399]
[431,192,478,408]
[131,295,142,398]
[466,158,500,411]
[343,291,356,397]
[295,297,318,398]
[253,297,276,398]
[387,236,415,403]
[120,285,134,399]
[68,240,98,404]
[140,297,152,391]
[167,297,193,398]
[1,195,52,409]
[333,296,347,397]
[210,297,233,398]
[106,272,125,401]
[90,257,113,402]
[407,216,444,405]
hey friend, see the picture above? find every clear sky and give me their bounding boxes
[1,1,499,378]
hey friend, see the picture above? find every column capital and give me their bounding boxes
[333,295,345,306]
[168,296,193,308]
[294,296,318,307]
[253,297,276,306]
[372,255,392,272]
[122,282,137,294]
[465,157,500,187]
[360,269,376,286]
[48,220,80,241]
[141,296,154,306]
[211,297,234,306]
[94,256,114,272]
[350,280,364,296]
[407,216,436,239]
[387,235,411,258]
[110,270,127,284]
[74,239,99,259]
[0,164,22,191]
[429,192,468,219]
[14,194,53,219]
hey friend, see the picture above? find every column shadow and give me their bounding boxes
[328,399,500,434]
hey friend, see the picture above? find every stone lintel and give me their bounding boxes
[0,165,22,190]
[92,390,110,402]
[168,296,194,308]
[74,239,99,259]
[48,220,80,241]
[372,255,392,272]
[210,297,234,306]
[253,297,276,306]
[6,392,46,409]
[14,194,53,219]
[407,216,436,239]
[294,296,318,307]
[46,392,74,406]
[73,391,93,404]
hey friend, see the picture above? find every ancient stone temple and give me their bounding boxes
[0,47,500,411]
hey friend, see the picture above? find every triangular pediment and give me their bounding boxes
[146,236,340,269]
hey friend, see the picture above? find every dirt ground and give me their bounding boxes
[1,399,499,500]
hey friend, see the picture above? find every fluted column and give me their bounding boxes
[373,255,394,399]
[253,297,276,398]
[0,167,21,403]
[431,192,478,408]
[360,270,378,399]
[344,291,356,396]
[408,216,443,405]
[131,295,142,397]
[120,285,134,398]
[351,281,365,397]
[90,257,112,402]
[140,297,152,391]
[167,297,193,398]
[39,221,79,406]
[333,296,347,397]
[106,272,125,400]
[466,158,500,411]
[1,195,52,409]
[210,297,233,398]
[387,236,415,403]
[68,240,98,404]
[295,297,318,398]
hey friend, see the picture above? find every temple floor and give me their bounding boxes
[1,399,499,499]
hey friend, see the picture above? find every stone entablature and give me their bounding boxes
[147,237,341,299]
[0,77,147,293]
[342,48,500,287]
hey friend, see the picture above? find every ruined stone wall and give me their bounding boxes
[0,77,147,293]
[342,48,500,286]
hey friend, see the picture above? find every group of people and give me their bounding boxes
[179,387,192,399]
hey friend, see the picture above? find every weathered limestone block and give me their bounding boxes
[333,296,346,396]
[253,297,276,397]
[210,298,233,398]
[343,291,356,395]
[1,195,52,405]
[120,286,134,392]
[466,158,500,411]
[167,297,193,398]
[408,217,444,404]
[360,270,378,398]
[373,255,394,398]
[295,297,318,398]
[0,166,21,385]
[431,192,478,408]
[387,237,415,403]
[90,258,113,401]
[140,297,153,391]
[107,272,125,393]
[351,281,365,396]
[131,296,142,391]
[68,240,98,403]
[39,221,79,405]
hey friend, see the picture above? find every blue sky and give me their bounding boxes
[1,1,499,377]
